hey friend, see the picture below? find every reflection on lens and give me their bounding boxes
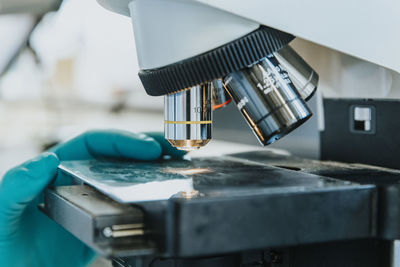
[212,79,232,110]
[274,45,319,101]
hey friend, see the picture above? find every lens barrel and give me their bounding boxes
[164,84,212,150]
[224,54,312,145]
[274,45,319,101]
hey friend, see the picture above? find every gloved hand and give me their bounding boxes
[0,130,185,267]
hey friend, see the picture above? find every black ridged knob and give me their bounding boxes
[139,26,295,96]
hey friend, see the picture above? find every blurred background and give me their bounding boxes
[0,0,166,174]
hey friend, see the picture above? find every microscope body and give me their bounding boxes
[98,0,400,153]
[97,0,400,73]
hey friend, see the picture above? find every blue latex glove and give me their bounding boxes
[0,130,185,267]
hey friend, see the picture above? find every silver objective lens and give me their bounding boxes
[164,84,212,151]
[224,54,312,145]
[274,45,319,101]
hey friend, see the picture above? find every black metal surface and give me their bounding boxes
[115,239,392,267]
[321,98,400,169]
[44,156,376,258]
[168,184,374,256]
[277,239,392,267]
[138,26,294,96]
[115,255,241,267]
[230,150,400,240]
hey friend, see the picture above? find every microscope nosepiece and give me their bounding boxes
[224,54,312,146]
[164,84,212,151]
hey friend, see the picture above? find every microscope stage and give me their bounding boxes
[44,155,379,257]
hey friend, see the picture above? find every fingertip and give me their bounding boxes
[136,132,150,140]
[131,136,163,160]
[171,149,187,158]
[25,152,60,173]
[145,132,188,158]
[42,152,60,166]
[111,131,163,161]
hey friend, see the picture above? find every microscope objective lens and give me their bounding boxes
[224,53,312,145]
[164,84,212,150]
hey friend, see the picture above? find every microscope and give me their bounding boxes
[98,0,320,151]
[4,0,400,266]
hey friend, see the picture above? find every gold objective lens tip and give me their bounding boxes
[167,139,211,151]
